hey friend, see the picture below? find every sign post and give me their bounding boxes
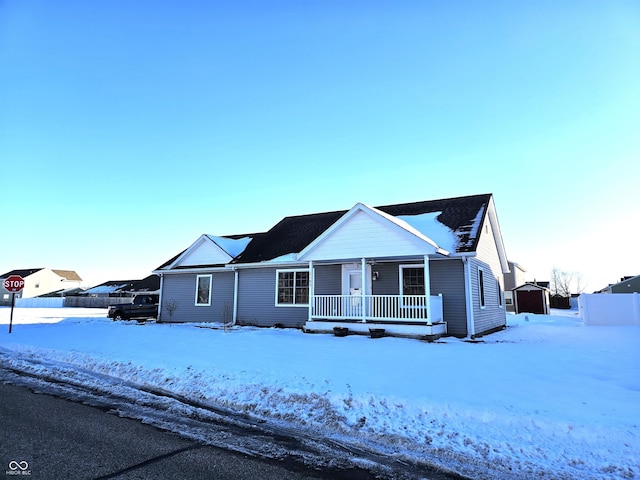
[3,275,25,334]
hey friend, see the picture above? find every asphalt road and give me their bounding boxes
[0,382,371,480]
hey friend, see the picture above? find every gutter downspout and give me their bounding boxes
[462,256,476,339]
[423,255,432,326]
[232,267,238,326]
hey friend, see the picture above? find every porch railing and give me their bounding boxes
[311,295,443,324]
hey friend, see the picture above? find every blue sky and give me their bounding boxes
[1,0,639,291]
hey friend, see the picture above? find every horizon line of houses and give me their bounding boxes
[2,193,638,339]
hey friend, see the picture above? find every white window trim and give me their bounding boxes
[399,264,427,308]
[275,269,310,307]
[504,291,514,306]
[478,267,486,309]
[195,274,212,306]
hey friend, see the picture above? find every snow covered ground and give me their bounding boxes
[0,307,638,479]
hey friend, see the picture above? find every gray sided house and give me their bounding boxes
[154,194,510,339]
[599,275,640,294]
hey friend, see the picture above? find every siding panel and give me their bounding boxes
[369,260,468,336]
[314,264,341,295]
[371,263,400,295]
[237,268,308,328]
[430,259,468,337]
[160,271,234,323]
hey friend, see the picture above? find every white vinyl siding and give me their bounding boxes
[301,209,437,261]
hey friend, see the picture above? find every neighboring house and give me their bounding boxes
[504,261,526,312]
[154,193,510,339]
[513,282,550,315]
[597,275,640,294]
[81,275,160,297]
[0,268,83,305]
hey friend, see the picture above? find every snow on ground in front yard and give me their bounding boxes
[0,307,638,479]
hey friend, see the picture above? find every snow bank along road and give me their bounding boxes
[0,381,376,480]
[0,307,638,479]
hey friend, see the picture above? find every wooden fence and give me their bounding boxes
[64,296,133,308]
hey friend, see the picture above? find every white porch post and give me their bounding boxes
[361,258,366,323]
[308,261,314,322]
[424,255,432,326]
[157,274,164,322]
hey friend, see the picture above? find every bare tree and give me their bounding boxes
[550,268,586,297]
[163,299,178,322]
[222,302,233,332]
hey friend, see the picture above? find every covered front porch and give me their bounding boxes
[303,256,447,339]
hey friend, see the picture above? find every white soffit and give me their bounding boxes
[298,205,441,261]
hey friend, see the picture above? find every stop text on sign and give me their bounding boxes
[3,276,25,292]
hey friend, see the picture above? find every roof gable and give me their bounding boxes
[298,203,450,262]
[169,235,234,269]
[159,234,255,270]
[233,194,495,264]
[514,282,550,291]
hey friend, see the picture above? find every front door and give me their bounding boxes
[348,270,362,315]
[342,264,371,318]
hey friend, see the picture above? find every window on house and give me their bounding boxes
[195,275,212,306]
[478,268,486,308]
[497,278,503,307]
[505,291,513,306]
[401,266,425,296]
[276,270,309,306]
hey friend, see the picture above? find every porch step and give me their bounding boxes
[305,320,447,340]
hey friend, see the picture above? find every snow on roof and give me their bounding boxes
[456,203,486,250]
[207,235,252,258]
[83,284,129,294]
[395,212,458,253]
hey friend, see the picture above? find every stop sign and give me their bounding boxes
[3,275,25,293]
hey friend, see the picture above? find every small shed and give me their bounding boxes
[514,283,550,315]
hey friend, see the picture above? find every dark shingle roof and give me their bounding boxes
[87,275,160,292]
[232,211,346,264]
[0,268,44,278]
[233,193,492,263]
[376,193,491,253]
